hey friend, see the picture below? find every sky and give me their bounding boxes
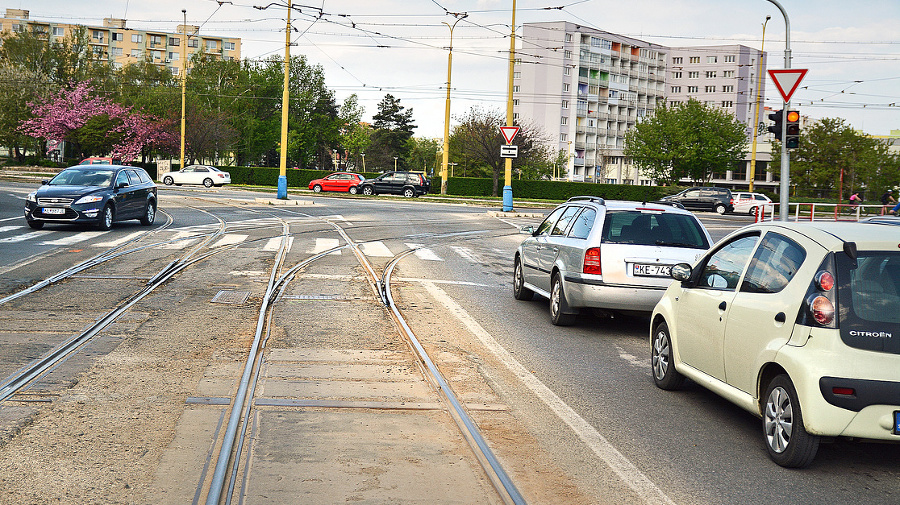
[19,0,900,139]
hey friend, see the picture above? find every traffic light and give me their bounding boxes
[767,109,783,138]
[785,110,801,149]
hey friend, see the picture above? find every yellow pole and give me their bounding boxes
[277,1,291,198]
[502,0,516,211]
[180,10,187,169]
[441,14,466,195]
[749,16,769,192]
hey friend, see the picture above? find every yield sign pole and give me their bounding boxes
[767,0,792,221]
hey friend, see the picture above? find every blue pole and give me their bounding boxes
[277,175,287,199]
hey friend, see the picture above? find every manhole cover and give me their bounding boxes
[211,290,251,304]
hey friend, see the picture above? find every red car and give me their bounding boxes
[308,172,365,194]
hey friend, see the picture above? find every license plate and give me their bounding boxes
[633,263,672,277]
[42,207,65,215]
[894,411,900,435]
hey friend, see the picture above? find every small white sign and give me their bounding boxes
[500,145,518,158]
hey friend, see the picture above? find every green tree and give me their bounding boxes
[0,64,47,162]
[405,137,441,175]
[338,94,371,171]
[624,98,748,185]
[369,94,416,170]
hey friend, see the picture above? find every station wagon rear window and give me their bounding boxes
[602,211,709,249]
[836,251,900,355]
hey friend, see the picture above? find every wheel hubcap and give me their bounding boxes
[551,280,560,316]
[765,386,793,453]
[652,331,670,379]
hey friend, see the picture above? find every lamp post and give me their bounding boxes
[393,156,398,171]
[179,10,187,170]
[766,0,792,221]
[441,12,467,195]
[502,0,517,211]
[748,15,770,193]
[276,0,292,199]
[360,152,365,172]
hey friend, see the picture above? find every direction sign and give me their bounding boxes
[500,126,520,145]
[500,144,518,158]
[768,69,808,103]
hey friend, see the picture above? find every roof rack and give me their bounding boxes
[566,196,606,205]
[643,200,686,210]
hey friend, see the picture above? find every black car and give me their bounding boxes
[25,165,158,230]
[359,171,430,198]
[662,186,734,214]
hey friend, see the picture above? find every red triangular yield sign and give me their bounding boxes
[768,69,808,103]
[500,126,520,144]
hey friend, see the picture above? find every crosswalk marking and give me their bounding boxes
[159,231,198,249]
[42,231,109,246]
[210,234,248,248]
[93,231,144,247]
[311,238,341,255]
[0,230,54,243]
[0,226,21,234]
[450,245,481,263]
[359,241,393,257]
[263,236,294,252]
[404,243,443,261]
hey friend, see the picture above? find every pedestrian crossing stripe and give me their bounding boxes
[0,230,54,243]
[263,236,294,252]
[210,234,249,248]
[43,231,108,246]
[310,238,341,255]
[404,243,442,261]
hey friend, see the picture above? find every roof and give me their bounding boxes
[753,221,900,251]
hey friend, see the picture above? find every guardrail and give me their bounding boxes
[754,203,894,223]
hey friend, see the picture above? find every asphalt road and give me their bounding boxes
[1,180,897,504]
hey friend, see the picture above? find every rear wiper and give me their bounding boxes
[655,240,701,248]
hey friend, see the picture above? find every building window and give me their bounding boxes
[722,101,734,108]
[224,41,235,51]
[110,47,123,56]
[563,67,570,76]
[707,56,717,63]
[92,30,104,42]
[602,39,612,50]
[705,86,716,93]
[672,71,682,79]
[561,117,568,125]
[722,85,734,92]
[689,56,700,63]
[723,70,734,78]
[150,35,164,47]
[188,38,198,48]
[513,99,519,106]
[687,86,698,93]
[560,133,568,142]
[206,40,217,51]
[672,57,682,64]
[563,83,569,92]
[562,100,569,109]
[724,55,735,63]
[564,50,572,59]
[167,52,180,61]
[130,49,142,58]
[565,33,572,43]
[513,112,520,121]
[513,71,521,79]
[513,85,520,93]
[52,27,65,36]
[671,86,681,93]
[688,71,699,79]
[171,67,180,76]
[111,32,122,41]
[131,34,143,43]
[169,37,180,46]
[705,71,717,78]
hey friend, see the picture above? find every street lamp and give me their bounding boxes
[179,10,188,170]
[441,12,467,195]
[393,156,398,171]
[360,152,365,172]
[748,15,770,193]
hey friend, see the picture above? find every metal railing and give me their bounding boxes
[753,202,893,223]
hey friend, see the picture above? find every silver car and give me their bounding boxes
[514,197,712,325]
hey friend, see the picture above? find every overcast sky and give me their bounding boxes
[19,0,900,138]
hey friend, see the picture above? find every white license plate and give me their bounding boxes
[42,207,65,215]
[633,263,671,277]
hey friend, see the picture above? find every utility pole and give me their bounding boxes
[179,10,187,170]
[277,0,292,199]
[767,0,792,221]
[748,15,770,193]
[441,12,467,195]
[502,0,517,211]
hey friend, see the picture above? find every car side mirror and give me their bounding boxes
[671,263,693,282]
[117,181,129,189]
[41,179,50,185]
[520,225,536,235]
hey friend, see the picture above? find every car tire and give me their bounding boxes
[203,178,213,188]
[140,201,156,226]
[513,257,534,301]
[763,374,820,468]
[651,321,685,390]
[98,205,114,231]
[550,272,576,326]
[349,186,358,195]
[715,203,727,215]
[313,185,322,193]
[748,205,758,216]
[362,186,375,196]
[163,176,174,185]
[27,219,44,230]
[403,188,415,198]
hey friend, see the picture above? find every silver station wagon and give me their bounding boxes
[514,196,712,325]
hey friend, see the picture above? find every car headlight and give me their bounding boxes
[74,195,104,205]
[26,192,36,202]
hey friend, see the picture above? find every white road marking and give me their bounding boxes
[421,281,675,505]
[359,241,393,257]
[263,236,294,252]
[404,243,443,261]
[93,231,144,247]
[0,226,21,234]
[0,230,54,243]
[43,231,109,246]
[210,234,248,248]
[450,245,481,263]
[159,231,198,249]
[0,216,23,222]
[311,238,341,255]
[322,214,352,225]
[615,345,651,369]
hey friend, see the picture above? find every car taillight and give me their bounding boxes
[583,247,601,275]
[808,294,835,325]
[815,270,834,291]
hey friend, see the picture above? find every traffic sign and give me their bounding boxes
[768,69,808,103]
[500,126,520,145]
[500,144,518,158]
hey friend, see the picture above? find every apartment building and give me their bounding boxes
[0,9,241,76]
[667,44,775,190]
[514,21,668,184]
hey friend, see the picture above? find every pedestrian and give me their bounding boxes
[881,189,896,206]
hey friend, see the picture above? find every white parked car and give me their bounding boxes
[651,221,900,467]
[732,191,773,215]
[514,197,712,325]
[162,165,231,188]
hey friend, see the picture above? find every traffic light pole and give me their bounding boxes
[767,0,791,221]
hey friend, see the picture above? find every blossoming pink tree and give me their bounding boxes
[20,81,178,162]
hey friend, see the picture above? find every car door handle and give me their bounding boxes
[718,301,727,311]
[775,312,786,323]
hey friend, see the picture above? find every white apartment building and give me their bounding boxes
[514,21,668,184]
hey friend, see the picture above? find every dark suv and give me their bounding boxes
[359,171,430,198]
[662,187,734,214]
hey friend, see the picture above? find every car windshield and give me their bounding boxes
[837,251,900,355]
[49,169,114,187]
[602,211,709,249]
